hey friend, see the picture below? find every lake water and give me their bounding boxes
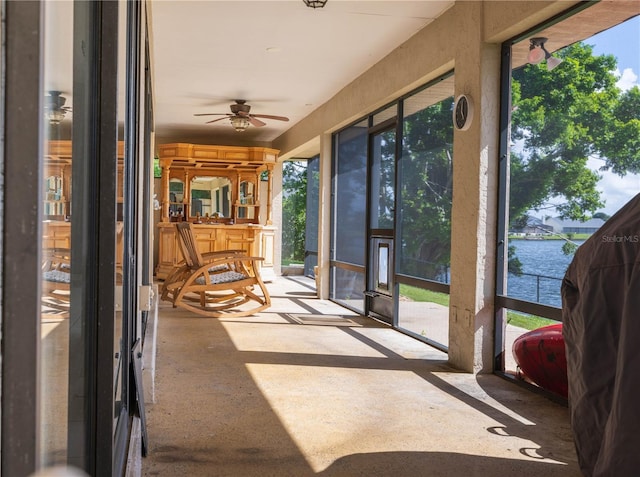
[506,239,584,307]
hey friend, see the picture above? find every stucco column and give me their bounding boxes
[448,2,500,373]
[317,133,332,299]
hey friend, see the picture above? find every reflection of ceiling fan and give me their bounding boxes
[194,99,289,132]
[45,91,72,124]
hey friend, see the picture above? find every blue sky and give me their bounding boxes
[589,15,640,92]
[525,15,639,218]
[586,16,639,214]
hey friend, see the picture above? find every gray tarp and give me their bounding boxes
[561,193,640,476]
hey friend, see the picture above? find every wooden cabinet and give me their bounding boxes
[45,140,125,220]
[43,221,125,271]
[191,227,217,254]
[158,143,277,225]
[43,221,71,249]
[156,143,279,279]
[155,223,265,279]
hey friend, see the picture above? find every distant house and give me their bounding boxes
[544,217,605,234]
[510,216,606,235]
[510,216,553,235]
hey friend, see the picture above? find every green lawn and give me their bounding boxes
[399,284,557,331]
[506,311,558,330]
[282,259,304,266]
[399,285,450,307]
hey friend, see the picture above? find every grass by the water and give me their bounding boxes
[507,311,557,330]
[399,284,557,331]
[399,285,449,306]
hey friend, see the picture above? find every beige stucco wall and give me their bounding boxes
[272,1,581,373]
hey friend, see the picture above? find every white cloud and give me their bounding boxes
[588,157,640,215]
[615,67,638,91]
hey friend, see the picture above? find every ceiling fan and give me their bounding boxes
[194,99,289,131]
[45,91,72,124]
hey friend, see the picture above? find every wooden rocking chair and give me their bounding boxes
[161,222,271,317]
[42,247,71,314]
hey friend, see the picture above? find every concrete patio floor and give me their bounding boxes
[141,276,579,476]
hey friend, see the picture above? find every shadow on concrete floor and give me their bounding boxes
[143,277,579,477]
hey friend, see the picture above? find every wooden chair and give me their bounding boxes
[161,222,271,317]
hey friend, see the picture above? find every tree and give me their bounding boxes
[593,211,611,221]
[510,42,640,224]
[398,98,454,281]
[282,161,307,263]
[397,41,640,279]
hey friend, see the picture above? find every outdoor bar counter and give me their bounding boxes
[155,143,278,279]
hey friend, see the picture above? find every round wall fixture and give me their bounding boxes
[453,94,474,131]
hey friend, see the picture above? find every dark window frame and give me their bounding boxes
[2,2,44,474]
[494,2,597,374]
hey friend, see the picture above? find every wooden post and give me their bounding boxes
[266,164,273,225]
[161,164,170,221]
[183,170,190,219]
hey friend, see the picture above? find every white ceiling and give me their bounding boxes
[150,0,455,145]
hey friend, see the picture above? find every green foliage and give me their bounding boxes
[507,245,523,275]
[399,98,454,279]
[408,42,640,277]
[154,157,162,178]
[282,161,307,262]
[509,42,640,225]
[562,241,578,256]
[169,181,183,192]
[191,189,210,199]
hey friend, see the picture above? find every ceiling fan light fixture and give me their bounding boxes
[230,116,251,132]
[303,0,327,8]
[47,109,67,125]
[546,55,563,71]
[527,37,547,65]
[527,37,563,70]
[45,91,71,124]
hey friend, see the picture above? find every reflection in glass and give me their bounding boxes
[113,0,128,446]
[44,175,67,217]
[333,268,366,313]
[396,76,454,348]
[239,180,254,205]
[191,176,231,218]
[169,178,184,218]
[237,179,256,220]
[398,82,454,283]
[398,285,450,348]
[370,129,395,229]
[333,120,367,266]
[377,245,388,289]
[41,0,73,466]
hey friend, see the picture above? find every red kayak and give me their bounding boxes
[512,323,568,398]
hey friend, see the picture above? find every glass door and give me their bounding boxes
[365,124,396,323]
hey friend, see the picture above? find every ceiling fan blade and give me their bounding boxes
[248,116,266,127]
[205,116,231,124]
[194,113,231,117]
[250,114,289,122]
